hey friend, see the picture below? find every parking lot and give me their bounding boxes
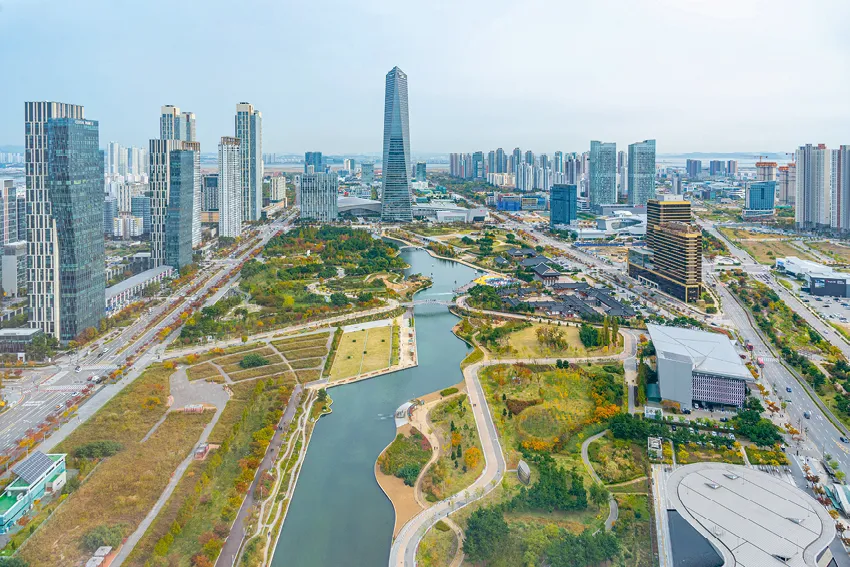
[799,293,850,324]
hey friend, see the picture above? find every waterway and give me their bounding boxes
[271,246,481,567]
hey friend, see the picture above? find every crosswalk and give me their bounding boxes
[41,385,81,392]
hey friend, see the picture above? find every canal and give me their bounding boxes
[271,247,480,567]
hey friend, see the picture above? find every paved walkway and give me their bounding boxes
[580,430,618,531]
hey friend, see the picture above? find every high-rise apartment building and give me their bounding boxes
[777,164,795,205]
[589,141,617,209]
[832,146,850,233]
[553,151,564,175]
[361,162,374,184]
[708,160,726,177]
[472,151,484,180]
[512,148,522,174]
[795,144,831,231]
[486,151,495,176]
[0,180,17,246]
[270,176,287,204]
[756,161,778,182]
[218,137,242,239]
[380,67,413,222]
[627,139,656,206]
[304,151,323,174]
[726,160,738,177]
[300,173,339,222]
[47,117,106,341]
[165,148,196,269]
[236,103,263,222]
[156,105,201,247]
[131,195,151,235]
[628,197,701,303]
[496,148,507,173]
[670,174,682,195]
[25,101,89,340]
[685,159,702,179]
[202,174,219,211]
[415,162,427,182]
[550,184,577,227]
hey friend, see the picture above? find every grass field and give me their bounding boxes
[718,227,780,241]
[416,523,457,567]
[229,362,293,381]
[220,352,284,374]
[810,241,850,264]
[744,239,816,264]
[186,362,222,382]
[329,326,393,381]
[491,322,623,359]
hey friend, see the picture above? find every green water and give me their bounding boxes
[271,248,480,567]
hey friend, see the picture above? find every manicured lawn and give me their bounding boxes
[329,326,393,381]
[228,362,293,381]
[219,352,284,374]
[491,322,622,359]
[421,394,484,501]
[215,346,277,367]
[21,412,211,567]
[587,432,648,484]
[187,362,222,382]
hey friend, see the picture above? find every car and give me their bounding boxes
[803,299,810,303]
[842,437,849,444]
[786,386,792,393]
[804,411,812,419]
[683,408,692,414]
[816,297,823,301]
[75,365,81,372]
[720,417,729,422]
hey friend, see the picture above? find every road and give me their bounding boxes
[7,211,298,457]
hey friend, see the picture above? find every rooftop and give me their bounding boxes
[667,463,834,567]
[776,256,841,279]
[105,265,173,300]
[647,324,752,381]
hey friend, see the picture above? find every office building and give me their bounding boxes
[589,141,617,209]
[795,144,831,230]
[833,146,850,233]
[726,160,738,177]
[486,151,495,176]
[685,159,702,179]
[25,102,97,341]
[415,161,427,182]
[104,196,118,235]
[270,176,287,204]
[343,158,356,173]
[159,105,195,142]
[304,151,323,174]
[496,148,507,173]
[235,103,263,222]
[627,139,656,206]
[361,162,374,184]
[708,160,726,177]
[778,163,796,205]
[628,197,701,302]
[756,161,778,182]
[380,67,414,222]
[47,116,106,341]
[0,180,17,246]
[647,324,754,410]
[16,195,25,243]
[2,241,26,297]
[218,137,242,238]
[743,181,777,219]
[149,139,180,266]
[550,184,577,227]
[165,148,195,270]
[202,174,219,211]
[670,174,682,195]
[131,195,151,235]
[300,173,338,222]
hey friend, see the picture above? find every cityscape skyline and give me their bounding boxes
[2,0,850,154]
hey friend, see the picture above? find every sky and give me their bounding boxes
[1,0,849,155]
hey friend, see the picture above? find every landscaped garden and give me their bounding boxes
[378,428,433,486]
[421,393,484,502]
[587,432,647,484]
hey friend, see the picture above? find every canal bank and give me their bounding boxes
[270,247,481,567]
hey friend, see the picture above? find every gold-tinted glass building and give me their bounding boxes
[628,197,702,302]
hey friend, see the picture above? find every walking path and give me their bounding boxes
[580,430,619,531]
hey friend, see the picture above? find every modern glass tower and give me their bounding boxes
[627,139,656,206]
[47,118,106,341]
[380,66,413,222]
[235,103,263,222]
[165,147,196,269]
[589,141,617,209]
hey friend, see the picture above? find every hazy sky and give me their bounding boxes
[1,0,849,155]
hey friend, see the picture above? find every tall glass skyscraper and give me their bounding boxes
[627,139,656,206]
[166,148,196,269]
[47,118,105,341]
[236,103,263,222]
[550,184,577,227]
[589,141,617,209]
[380,67,413,222]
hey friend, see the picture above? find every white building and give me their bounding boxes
[270,176,287,204]
[796,144,832,230]
[112,215,144,239]
[218,137,242,238]
[300,173,338,222]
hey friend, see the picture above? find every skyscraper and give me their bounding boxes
[305,151,323,174]
[131,195,151,235]
[832,146,850,233]
[627,139,656,206]
[550,184,577,227]
[795,144,831,230]
[25,101,87,340]
[685,159,702,179]
[496,148,507,173]
[380,66,413,222]
[472,151,484,180]
[165,147,196,269]
[300,173,339,222]
[0,180,17,246]
[743,181,777,219]
[202,174,219,211]
[415,162,427,182]
[157,105,201,247]
[236,103,263,222]
[47,117,106,341]
[149,138,182,267]
[778,164,796,205]
[589,141,617,209]
[512,148,522,174]
[628,197,701,303]
[270,176,287,203]
[756,161,777,182]
[709,160,726,177]
[726,160,738,177]
[104,196,118,235]
[524,150,534,165]
[361,162,374,184]
[218,137,242,239]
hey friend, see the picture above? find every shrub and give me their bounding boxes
[74,440,124,459]
[239,353,270,369]
[81,523,126,552]
[440,387,459,397]
[505,398,540,415]
[435,520,451,532]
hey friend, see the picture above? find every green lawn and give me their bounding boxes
[490,322,623,359]
[329,326,393,381]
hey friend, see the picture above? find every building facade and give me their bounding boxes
[380,67,413,222]
[104,196,118,235]
[235,103,263,222]
[131,195,151,235]
[165,149,195,270]
[795,144,831,230]
[48,118,106,341]
[304,151,323,174]
[159,105,200,246]
[218,137,242,238]
[299,173,339,222]
[685,159,702,179]
[589,141,616,209]
[550,184,577,227]
[832,146,850,233]
[628,197,702,303]
[743,181,777,219]
[270,176,287,204]
[627,139,656,206]
[778,163,796,205]
[202,174,219,211]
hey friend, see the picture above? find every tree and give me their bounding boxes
[0,559,30,567]
[82,524,126,552]
[464,446,482,470]
[579,324,599,348]
[611,318,619,347]
[589,482,609,507]
[330,292,350,307]
[463,507,509,563]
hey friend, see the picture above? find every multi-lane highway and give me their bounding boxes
[0,211,297,455]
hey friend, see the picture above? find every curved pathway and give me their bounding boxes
[580,430,618,531]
